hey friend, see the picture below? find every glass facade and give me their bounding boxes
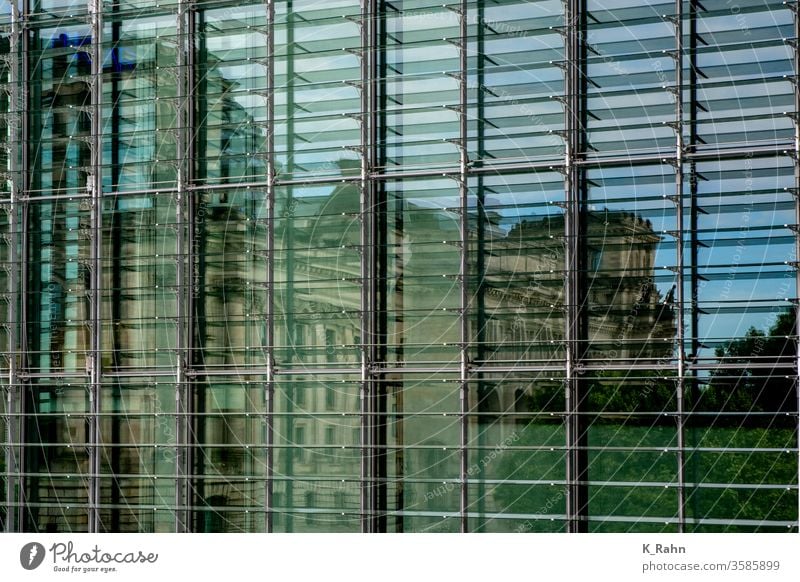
[0,0,798,533]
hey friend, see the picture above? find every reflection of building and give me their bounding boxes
[485,212,676,361]
[240,182,678,531]
[3,2,796,535]
[30,175,675,531]
[23,31,267,532]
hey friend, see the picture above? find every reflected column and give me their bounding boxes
[4,1,26,533]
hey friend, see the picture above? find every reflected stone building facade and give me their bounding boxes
[1,1,799,533]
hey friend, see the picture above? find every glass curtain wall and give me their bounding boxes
[0,0,798,532]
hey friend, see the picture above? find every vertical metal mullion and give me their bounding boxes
[564,0,585,533]
[186,0,198,534]
[687,0,701,526]
[457,0,469,535]
[473,0,488,533]
[15,0,30,531]
[186,1,196,429]
[283,0,295,533]
[5,2,24,534]
[108,6,123,533]
[264,0,276,534]
[381,0,405,533]
[358,0,372,534]
[792,0,800,531]
[367,0,386,534]
[671,0,687,532]
[175,0,192,533]
[192,7,209,534]
[88,0,103,534]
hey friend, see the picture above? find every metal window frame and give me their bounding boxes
[0,0,798,534]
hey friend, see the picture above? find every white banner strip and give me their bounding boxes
[1,534,798,581]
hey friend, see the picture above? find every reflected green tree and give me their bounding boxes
[686,309,798,530]
[698,310,797,426]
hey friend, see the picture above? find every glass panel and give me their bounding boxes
[468,0,565,164]
[274,183,362,366]
[694,0,793,149]
[0,205,10,354]
[381,4,461,171]
[692,157,796,363]
[686,378,799,532]
[583,164,678,362]
[384,373,461,532]
[28,0,89,25]
[272,509,360,533]
[101,193,177,370]
[584,374,680,531]
[585,0,675,156]
[0,26,11,199]
[28,24,92,198]
[30,1,88,21]
[24,380,90,532]
[686,445,798,531]
[469,172,566,365]
[193,377,267,532]
[98,378,177,532]
[196,5,268,185]
[383,179,461,365]
[274,0,362,180]
[196,190,268,368]
[272,375,360,532]
[102,13,179,192]
[193,486,267,533]
[467,374,567,533]
[26,200,91,373]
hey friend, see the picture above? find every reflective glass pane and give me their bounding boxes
[272,375,360,532]
[383,179,461,365]
[193,377,267,532]
[102,13,179,191]
[27,200,91,373]
[196,190,268,368]
[101,193,177,370]
[469,172,566,365]
[583,164,678,362]
[584,374,679,531]
[585,0,675,156]
[24,380,90,532]
[274,0,362,180]
[29,24,92,198]
[468,1,565,164]
[274,183,362,366]
[98,378,177,532]
[196,5,268,185]
[467,374,566,533]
